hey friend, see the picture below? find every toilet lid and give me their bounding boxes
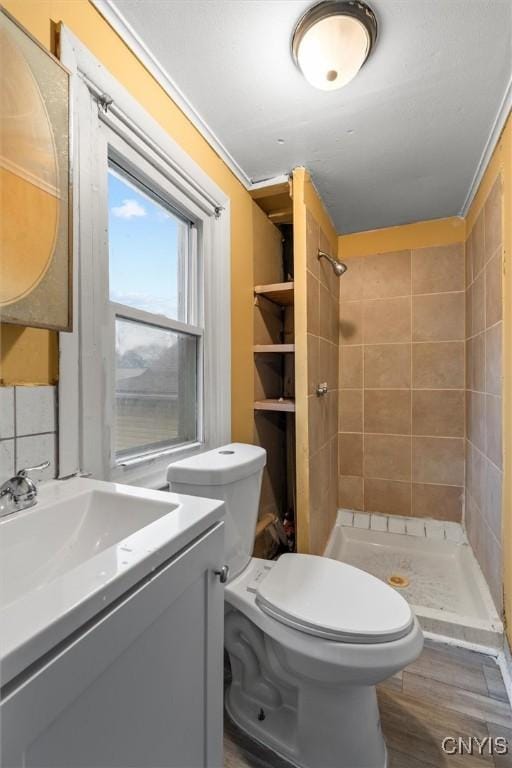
[255,554,414,644]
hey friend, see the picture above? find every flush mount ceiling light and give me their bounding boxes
[292,0,377,91]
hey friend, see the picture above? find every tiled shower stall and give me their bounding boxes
[337,176,504,616]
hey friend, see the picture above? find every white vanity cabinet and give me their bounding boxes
[1,522,224,768]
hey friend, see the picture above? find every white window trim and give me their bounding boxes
[58,26,230,489]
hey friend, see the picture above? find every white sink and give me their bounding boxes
[1,488,175,607]
[0,477,224,685]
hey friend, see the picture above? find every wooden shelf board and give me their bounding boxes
[250,182,293,223]
[254,282,294,306]
[253,344,295,353]
[254,398,296,413]
[267,209,292,224]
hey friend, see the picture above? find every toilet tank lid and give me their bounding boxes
[167,443,266,486]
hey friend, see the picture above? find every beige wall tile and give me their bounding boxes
[340,345,363,388]
[364,478,411,516]
[467,332,485,393]
[307,334,319,396]
[412,436,464,485]
[329,341,339,390]
[362,250,411,299]
[412,342,464,389]
[364,297,411,343]
[485,322,502,396]
[471,271,485,336]
[471,210,485,277]
[413,292,465,342]
[309,447,324,509]
[465,283,473,338]
[329,292,339,343]
[484,175,502,259]
[308,394,326,456]
[412,483,463,522]
[319,282,331,340]
[308,394,320,456]
[319,227,337,295]
[465,237,472,288]
[307,270,320,336]
[364,344,411,388]
[412,390,465,438]
[318,338,331,384]
[484,459,502,543]
[465,491,479,554]
[338,475,364,510]
[466,439,485,511]
[364,390,411,434]
[467,390,486,452]
[306,210,320,279]
[485,394,502,469]
[339,432,363,476]
[364,434,411,481]
[340,301,363,345]
[318,246,333,290]
[339,389,363,432]
[481,525,502,613]
[327,389,338,441]
[339,256,364,301]
[465,338,472,391]
[485,251,503,328]
[412,244,465,295]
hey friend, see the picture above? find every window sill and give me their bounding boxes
[111,441,204,490]
[117,441,203,469]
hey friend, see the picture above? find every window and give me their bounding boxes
[108,165,188,321]
[59,28,230,488]
[108,162,200,460]
[114,319,197,457]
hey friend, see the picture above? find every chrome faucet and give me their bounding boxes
[0,461,50,518]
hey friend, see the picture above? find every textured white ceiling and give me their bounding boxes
[109,0,511,233]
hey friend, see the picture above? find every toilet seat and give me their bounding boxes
[255,553,414,644]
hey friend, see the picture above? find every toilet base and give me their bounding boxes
[224,609,388,768]
[225,680,388,768]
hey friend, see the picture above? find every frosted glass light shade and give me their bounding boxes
[292,2,377,91]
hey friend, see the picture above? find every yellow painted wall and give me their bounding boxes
[0,0,255,442]
[338,216,465,259]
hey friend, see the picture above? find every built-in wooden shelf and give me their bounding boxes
[254,398,296,413]
[254,282,294,306]
[250,181,292,225]
[253,344,295,353]
[268,209,293,225]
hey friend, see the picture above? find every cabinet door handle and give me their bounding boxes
[214,565,229,583]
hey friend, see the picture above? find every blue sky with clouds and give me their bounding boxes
[108,168,184,321]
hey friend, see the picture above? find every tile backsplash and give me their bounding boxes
[0,385,57,483]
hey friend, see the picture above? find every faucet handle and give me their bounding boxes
[16,461,50,478]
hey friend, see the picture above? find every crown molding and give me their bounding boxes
[91,0,252,189]
[460,74,512,216]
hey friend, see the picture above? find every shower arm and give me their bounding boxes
[318,250,348,276]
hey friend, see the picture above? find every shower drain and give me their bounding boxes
[387,574,410,589]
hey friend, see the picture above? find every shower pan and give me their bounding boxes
[325,510,503,651]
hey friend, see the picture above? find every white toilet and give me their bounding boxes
[168,443,423,768]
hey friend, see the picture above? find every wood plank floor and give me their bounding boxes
[224,641,512,768]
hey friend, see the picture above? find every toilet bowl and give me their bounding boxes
[168,443,423,768]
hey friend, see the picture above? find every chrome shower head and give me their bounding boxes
[318,250,348,277]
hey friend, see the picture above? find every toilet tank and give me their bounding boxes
[167,443,266,581]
